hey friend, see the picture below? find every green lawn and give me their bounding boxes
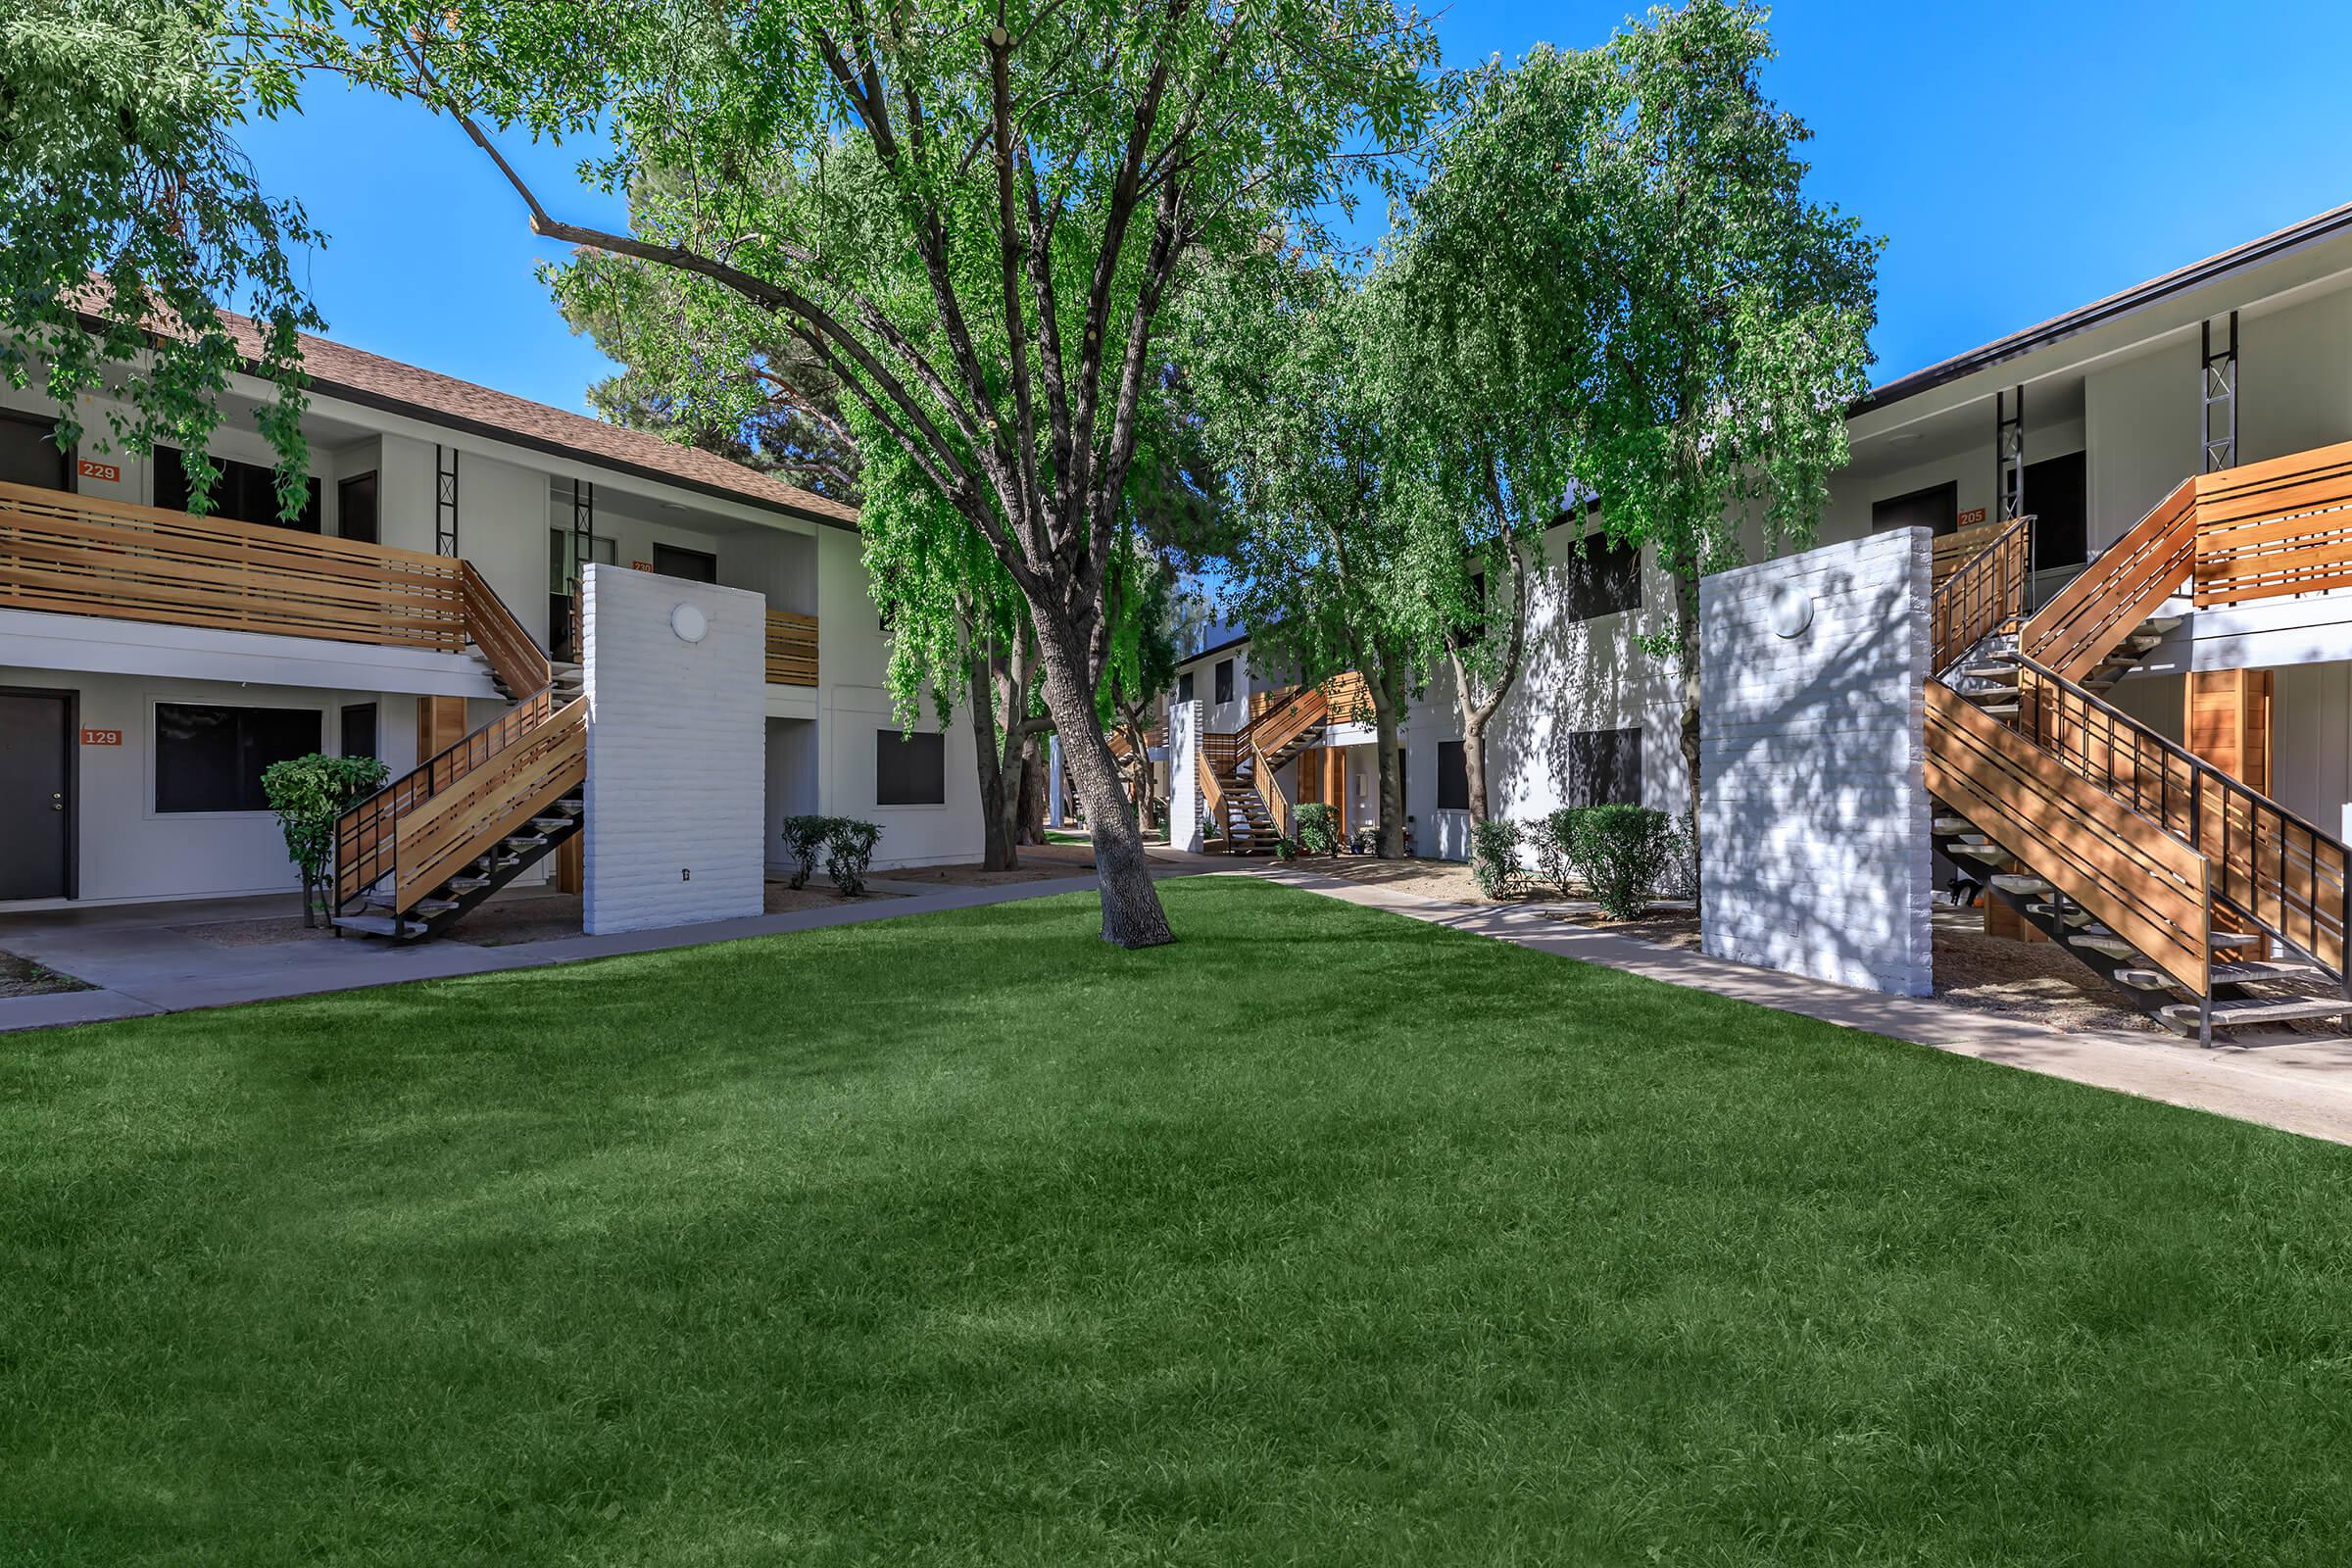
[8,879,2352,1565]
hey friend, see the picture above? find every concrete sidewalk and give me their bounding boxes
[1252,864,2352,1147]
[0,873,1119,1034]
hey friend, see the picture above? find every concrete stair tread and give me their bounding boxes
[1989,873,2051,896]
[2028,902,2098,928]
[2070,932,2139,959]
[2111,959,2318,992]
[1932,815,1974,835]
[2159,996,2352,1031]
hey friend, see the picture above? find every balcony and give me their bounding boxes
[0,479,466,650]
[765,609,817,687]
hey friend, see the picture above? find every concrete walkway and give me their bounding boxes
[1251,864,2352,1148]
[0,874,1118,1034]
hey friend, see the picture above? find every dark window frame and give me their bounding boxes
[1565,535,1642,621]
[653,542,719,583]
[340,703,379,763]
[2023,450,2088,572]
[875,727,947,807]
[1436,739,1471,811]
[1871,480,1959,538]
[154,445,321,530]
[1178,670,1195,704]
[1564,726,1643,808]
[154,701,322,814]
[0,408,71,491]
[1213,659,1236,706]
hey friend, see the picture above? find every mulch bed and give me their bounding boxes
[0,951,94,999]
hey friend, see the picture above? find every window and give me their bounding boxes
[1436,740,1471,810]
[2025,451,2087,572]
[876,728,946,806]
[1214,659,1235,706]
[653,543,718,583]
[1565,535,1642,621]
[1871,480,1957,538]
[340,703,378,763]
[154,446,320,530]
[0,409,68,490]
[1564,727,1642,808]
[156,702,320,813]
[1178,670,1195,703]
[548,528,618,592]
[337,472,379,545]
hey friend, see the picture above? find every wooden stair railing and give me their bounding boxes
[1932,515,2032,673]
[2193,436,2352,607]
[1927,681,2213,995]
[2023,475,2197,682]
[1257,743,1295,843]
[333,565,575,920]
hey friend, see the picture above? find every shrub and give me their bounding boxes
[1529,808,1578,898]
[779,814,829,891]
[262,753,390,926]
[1658,810,1699,902]
[1566,804,1675,920]
[1295,802,1339,857]
[1469,816,1521,900]
[1273,836,1298,862]
[823,817,882,896]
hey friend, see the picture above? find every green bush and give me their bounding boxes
[1273,836,1299,862]
[262,753,390,927]
[780,814,830,891]
[1529,808,1579,898]
[823,818,882,897]
[1469,817,1521,900]
[1565,804,1675,920]
[1659,810,1699,901]
[1295,802,1339,857]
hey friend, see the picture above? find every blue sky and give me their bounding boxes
[242,1,2352,416]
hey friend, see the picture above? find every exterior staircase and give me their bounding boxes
[331,564,588,942]
[1197,674,1362,855]
[1926,498,2352,1042]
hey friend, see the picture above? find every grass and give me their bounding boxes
[7,878,2352,1565]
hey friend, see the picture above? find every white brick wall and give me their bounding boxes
[1167,700,1203,853]
[1698,528,1934,996]
[582,564,766,935]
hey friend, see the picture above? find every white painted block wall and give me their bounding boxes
[582,564,766,934]
[1167,700,1203,854]
[1698,528,1933,997]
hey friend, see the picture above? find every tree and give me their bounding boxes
[1190,255,1426,857]
[1,0,321,514]
[556,174,862,501]
[1385,48,1615,825]
[1102,552,1182,832]
[261,753,389,926]
[1563,2,1880,869]
[317,0,1438,948]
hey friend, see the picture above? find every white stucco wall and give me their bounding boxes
[1698,528,1934,997]
[1167,699,1202,853]
[582,564,765,934]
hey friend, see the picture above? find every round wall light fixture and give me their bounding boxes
[670,602,709,644]
[1767,584,1813,639]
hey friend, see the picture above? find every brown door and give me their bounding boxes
[0,690,73,900]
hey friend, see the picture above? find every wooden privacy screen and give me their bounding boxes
[1931,517,2005,587]
[1926,681,2212,994]
[1931,516,2029,672]
[2022,475,2195,683]
[2193,437,2352,607]
[0,479,466,650]
[765,610,818,687]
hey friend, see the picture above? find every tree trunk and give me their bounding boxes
[1033,616,1173,948]
[1017,734,1048,844]
[1461,717,1490,824]
[300,869,317,929]
[1365,655,1406,858]
[967,651,1022,872]
[1674,561,1702,895]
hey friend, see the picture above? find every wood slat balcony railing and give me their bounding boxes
[0,479,466,650]
[2193,436,2352,607]
[1931,517,2007,588]
[766,609,818,687]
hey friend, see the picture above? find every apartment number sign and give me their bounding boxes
[81,727,123,746]
[76,459,121,484]
[1956,508,1986,528]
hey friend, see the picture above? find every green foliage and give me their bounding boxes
[1468,817,1521,900]
[1564,805,1676,921]
[779,814,831,892]
[1272,837,1298,862]
[1294,803,1340,858]
[822,818,883,898]
[260,752,389,924]
[0,0,323,514]
[1530,808,1580,900]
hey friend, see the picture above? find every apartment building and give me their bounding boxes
[1172,200,2352,1038]
[0,317,979,935]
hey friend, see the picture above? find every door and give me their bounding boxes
[0,690,73,900]
[653,543,718,583]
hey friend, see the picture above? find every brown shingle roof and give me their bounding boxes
[217,313,859,529]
